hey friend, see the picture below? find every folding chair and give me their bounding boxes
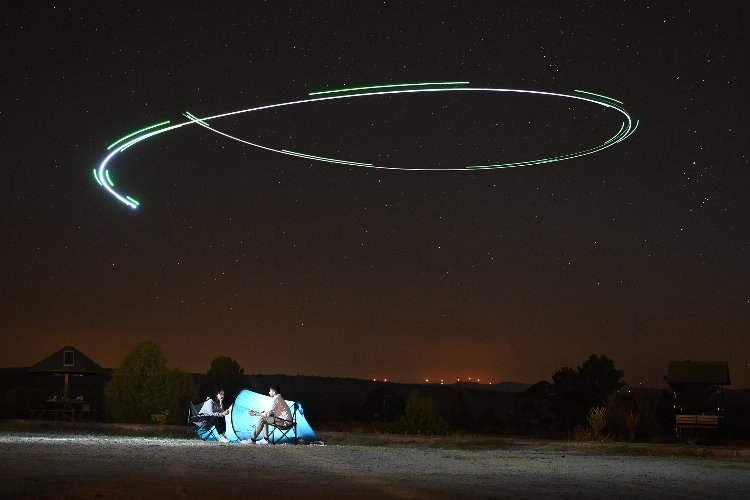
[268,402,298,444]
[188,400,220,441]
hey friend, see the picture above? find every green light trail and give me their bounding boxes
[627,119,640,138]
[574,90,624,105]
[309,81,470,96]
[465,121,630,170]
[96,84,638,210]
[184,111,210,128]
[106,120,171,150]
[281,149,374,167]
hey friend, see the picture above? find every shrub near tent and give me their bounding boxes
[104,341,197,424]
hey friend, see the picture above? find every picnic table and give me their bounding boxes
[29,398,96,422]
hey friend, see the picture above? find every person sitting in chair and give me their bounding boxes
[200,388,230,442]
[247,385,292,443]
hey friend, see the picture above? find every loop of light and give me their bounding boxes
[94,82,639,209]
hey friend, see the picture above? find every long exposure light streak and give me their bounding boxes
[92,169,102,186]
[573,89,624,105]
[106,120,171,150]
[94,82,639,209]
[309,81,471,96]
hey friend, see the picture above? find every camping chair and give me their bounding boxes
[188,400,220,441]
[268,402,298,444]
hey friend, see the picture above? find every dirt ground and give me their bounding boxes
[1,430,749,499]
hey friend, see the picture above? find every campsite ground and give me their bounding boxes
[1,423,749,499]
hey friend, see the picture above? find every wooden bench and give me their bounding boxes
[29,409,48,420]
[675,414,721,437]
[29,407,96,422]
[29,409,75,421]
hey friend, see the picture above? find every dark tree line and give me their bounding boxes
[104,341,249,425]
[552,354,624,425]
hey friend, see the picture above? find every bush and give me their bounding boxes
[200,356,250,404]
[104,341,197,424]
[574,406,611,441]
[605,387,666,441]
[363,385,405,422]
[625,411,640,442]
[150,409,170,424]
[399,391,449,435]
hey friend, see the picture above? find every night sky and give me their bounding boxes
[4,2,749,388]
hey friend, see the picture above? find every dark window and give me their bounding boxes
[63,350,75,366]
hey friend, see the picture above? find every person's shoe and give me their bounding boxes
[256,438,268,445]
[218,435,230,443]
[240,439,254,445]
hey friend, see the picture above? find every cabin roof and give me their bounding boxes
[666,361,730,385]
[30,346,105,375]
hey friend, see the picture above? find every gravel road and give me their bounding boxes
[1,432,749,499]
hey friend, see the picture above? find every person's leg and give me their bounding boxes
[215,416,226,436]
[263,416,274,440]
[253,417,266,440]
[206,415,228,440]
[206,416,222,432]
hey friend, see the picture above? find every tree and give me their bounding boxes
[163,368,198,424]
[399,391,448,435]
[552,366,580,395]
[552,354,624,424]
[447,382,473,431]
[363,384,405,421]
[577,354,624,409]
[200,356,250,405]
[104,341,197,424]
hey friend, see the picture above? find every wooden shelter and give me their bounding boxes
[666,360,730,437]
[30,346,106,398]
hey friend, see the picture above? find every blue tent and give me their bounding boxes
[200,389,319,443]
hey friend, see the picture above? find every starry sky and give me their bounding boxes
[3,2,749,388]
